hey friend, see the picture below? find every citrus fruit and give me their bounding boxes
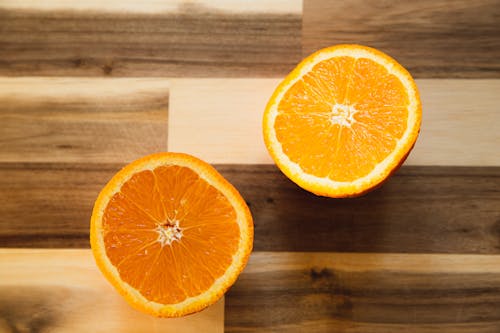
[263,44,422,197]
[90,152,253,317]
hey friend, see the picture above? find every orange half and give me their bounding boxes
[263,44,422,197]
[90,152,253,317]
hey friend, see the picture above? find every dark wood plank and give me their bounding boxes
[218,165,500,253]
[1,164,499,253]
[0,163,121,247]
[226,252,500,333]
[303,0,500,78]
[0,4,301,77]
[0,78,168,163]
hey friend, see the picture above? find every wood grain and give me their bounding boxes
[1,2,499,332]
[1,164,499,253]
[0,0,302,14]
[303,0,500,78]
[226,252,500,332]
[167,79,276,163]
[0,78,168,163]
[0,163,119,248]
[0,1,302,77]
[0,249,223,333]
[168,79,500,166]
[219,165,500,253]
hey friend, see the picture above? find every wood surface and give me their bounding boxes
[303,0,500,78]
[220,165,500,253]
[0,249,224,333]
[0,78,169,163]
[2,0,499,78]
[1,0,500,332]
[0,163,118,247]
[2,164,499,254]
[0,0,302,77]
[168,78,500,166]
[226,252,500,332]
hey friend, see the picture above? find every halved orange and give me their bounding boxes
[263,44,422,197]
[90,152,253,317]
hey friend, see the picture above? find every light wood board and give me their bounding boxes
[0,0,302,14]
[0,249,223,333]
[168,78,500,166]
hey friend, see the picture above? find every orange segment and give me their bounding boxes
[263,44,421,197]
[120,170,166,222]
[91,153,253,317]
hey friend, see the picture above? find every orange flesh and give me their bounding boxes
[102,166,240,304]
[275,56,409,182]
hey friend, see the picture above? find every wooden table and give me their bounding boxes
[1,1,499,332]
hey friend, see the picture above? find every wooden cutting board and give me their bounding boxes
[1,1,499,332]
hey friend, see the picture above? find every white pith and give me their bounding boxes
[330,103,358,127]
[156,219,183,246]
